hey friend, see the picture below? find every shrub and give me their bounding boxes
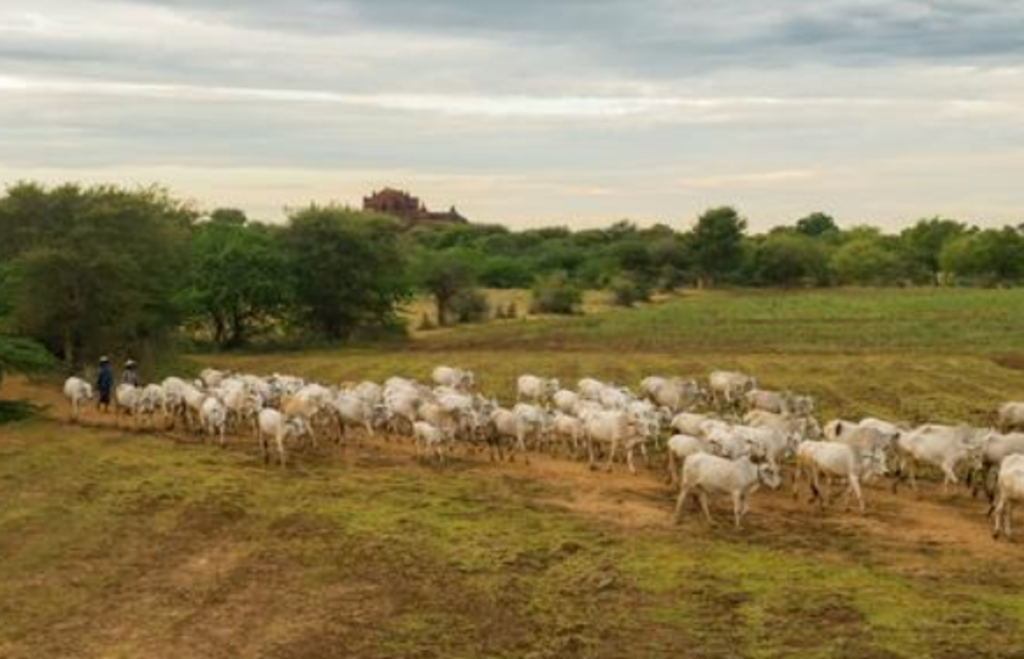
[530,273,583,315]
[610,274,651,307]
[450,288,490,324]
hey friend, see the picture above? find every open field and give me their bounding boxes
[5,288,1024,658]
[216,288,1024,424]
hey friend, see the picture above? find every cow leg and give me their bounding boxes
[673,485,691,523]
[698,492,713,523]
[276,432,288,467]
[604,439,619,473]
[850,476,865,514]
[259,431,270,464]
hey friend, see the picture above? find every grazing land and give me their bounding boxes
[4,288,1024,658]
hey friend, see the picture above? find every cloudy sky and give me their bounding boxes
[1,0,1023,230]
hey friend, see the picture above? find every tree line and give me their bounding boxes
[1,181,1023,366]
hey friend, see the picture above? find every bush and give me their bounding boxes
[610,274,651,307]
[450,288,490,324]
[530,273,583,315]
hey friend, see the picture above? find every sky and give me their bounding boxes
[1,0,1023,231]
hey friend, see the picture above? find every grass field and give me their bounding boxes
[5,288,1024,658]
[216,288,1024,424]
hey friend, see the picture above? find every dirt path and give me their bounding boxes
[7,375,1022,573]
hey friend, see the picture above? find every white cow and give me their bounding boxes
[973,431,1024,501]
[114,384,143,429]
[200,396,229,447]
[413,421,449,464]
[665,434,712,486]
[998,402,1024,433]
[161,376,192,429]
[489,407,537,464]
[744,410,820,444]
[794,441,867,513]
[432,366,475,391]
[63,376,93,422]
[582,409,642,473]
[895,424,986,492]
[708,371,757,407]
[577,378,607,402]
[257,408,309,466]
[517,375,560,403]
[744,389,789,414]
[671,412,713,437]
[136,384,166,429]
[331,392,376,440]
[551,412,586,457]
[598,386,633,410]
[825,419,893,480]
[199,368,229,389]
[992,454,1024,539]
[640,377,702,412]
[673,453,781,528]
[552,389,580,415]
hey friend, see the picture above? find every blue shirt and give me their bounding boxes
[97,365,113,393]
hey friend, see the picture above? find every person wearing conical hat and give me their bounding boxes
[122,359,139,387]
[96,356,113,412]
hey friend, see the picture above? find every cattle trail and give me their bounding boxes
[7,375,1022,574]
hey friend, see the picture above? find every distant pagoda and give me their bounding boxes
[362,188,469,226]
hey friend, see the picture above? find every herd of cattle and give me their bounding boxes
[61,366,1024,539]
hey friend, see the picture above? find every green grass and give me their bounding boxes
[6,287,1024,658]
[3,417,1024,658]
[211,288,1024,424]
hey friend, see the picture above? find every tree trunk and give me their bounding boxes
[62,326,75,367]
[212,313,226,347]
[227,308,246,349]
[436,296,447,327]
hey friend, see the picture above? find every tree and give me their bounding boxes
[0,183,195,365]
[530,272,582,315]
[413,251,478,327]
[283,206,411,340]
[0,335,55,399]
[830,238,904,286]
[940,228,1024,285]
[752,233,830,287]
[689,207,747,288]
[900,218,967,285]
[189,214,292,348]
[795,212,839,238]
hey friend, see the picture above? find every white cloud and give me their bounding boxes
[0,0,1023,228]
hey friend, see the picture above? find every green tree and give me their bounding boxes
[0,183,195,365]
[830,238,904,286]
[0,335,55,399]
[413,251,478,327]
[689,207,747,288]
[940,229,1024,285]
[752,233,830,287]
[530,272,583,315]
[900,218,968,285]
[283,206,410,340]
[190,212,293,348]
[795,212,839,238]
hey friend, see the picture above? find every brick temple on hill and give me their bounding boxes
[362,188,469,226]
